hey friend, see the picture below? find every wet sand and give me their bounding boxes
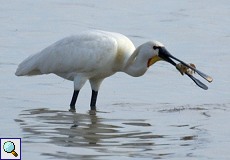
[1,0,230,159]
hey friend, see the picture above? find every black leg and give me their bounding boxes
[69,90,79,111]
[90,90,98,110]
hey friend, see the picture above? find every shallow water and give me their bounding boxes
[15,104,230,160]
[0,0,230,159]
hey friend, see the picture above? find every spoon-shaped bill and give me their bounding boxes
[158,47,213,83]
[186,73,208,90]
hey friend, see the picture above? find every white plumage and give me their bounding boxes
[15,30,167,111]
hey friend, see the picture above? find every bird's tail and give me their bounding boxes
[15,54,42,76]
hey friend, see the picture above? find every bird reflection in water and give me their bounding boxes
[17,108,155,147]
[16,108,204,159]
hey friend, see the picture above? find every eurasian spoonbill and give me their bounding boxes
[15,30,212,112]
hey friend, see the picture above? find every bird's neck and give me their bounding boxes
[123,47,148,77]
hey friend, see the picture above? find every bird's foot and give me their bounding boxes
[69,106,76,112]
[88,108,109,115]
[89,105,96,115]
[89,109,96,115]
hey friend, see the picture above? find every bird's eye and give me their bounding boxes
[153,46,159,50]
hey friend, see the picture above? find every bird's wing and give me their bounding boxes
[16,31,118,76]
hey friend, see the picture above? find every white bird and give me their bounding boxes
[16,30,207,112]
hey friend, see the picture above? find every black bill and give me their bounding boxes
[158,47,213,90]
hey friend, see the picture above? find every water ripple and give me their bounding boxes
[16,107,209,159]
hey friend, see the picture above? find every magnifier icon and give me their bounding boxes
[3,141,18,157]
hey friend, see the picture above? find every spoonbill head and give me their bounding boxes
[15,30,212,112]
